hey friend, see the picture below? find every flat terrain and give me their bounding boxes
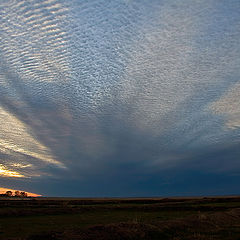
[0,196,240,239]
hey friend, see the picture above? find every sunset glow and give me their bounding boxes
[0,187,41,197]
[0,164,25,178]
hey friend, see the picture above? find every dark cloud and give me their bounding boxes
[0,0,240,196]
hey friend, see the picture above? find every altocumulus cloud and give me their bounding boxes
[0,0,239,197]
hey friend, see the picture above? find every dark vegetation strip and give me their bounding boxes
[0,197,239,239]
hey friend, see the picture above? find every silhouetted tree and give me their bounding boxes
[6,191,13,197]
[20,191,27,198]
[15,190,20,197]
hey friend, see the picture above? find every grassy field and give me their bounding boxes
[0,196,240,239]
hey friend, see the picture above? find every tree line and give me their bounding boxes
[0,190,28,198]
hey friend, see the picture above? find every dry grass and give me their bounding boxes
[26,207,240,240]
[1,197,240,240]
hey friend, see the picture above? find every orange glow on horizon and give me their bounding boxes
[0,187,42,197]
[0,164,25,178]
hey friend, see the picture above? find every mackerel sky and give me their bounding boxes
[0,0,239,197]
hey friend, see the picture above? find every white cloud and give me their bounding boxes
[209,83,240,130]
[0,106,65,178]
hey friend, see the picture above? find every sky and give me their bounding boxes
[0,187,41,197]
[0,0,239,197]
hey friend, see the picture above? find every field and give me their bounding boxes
[0,196,240,239]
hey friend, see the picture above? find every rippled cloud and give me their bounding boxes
[0,0,239,196]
